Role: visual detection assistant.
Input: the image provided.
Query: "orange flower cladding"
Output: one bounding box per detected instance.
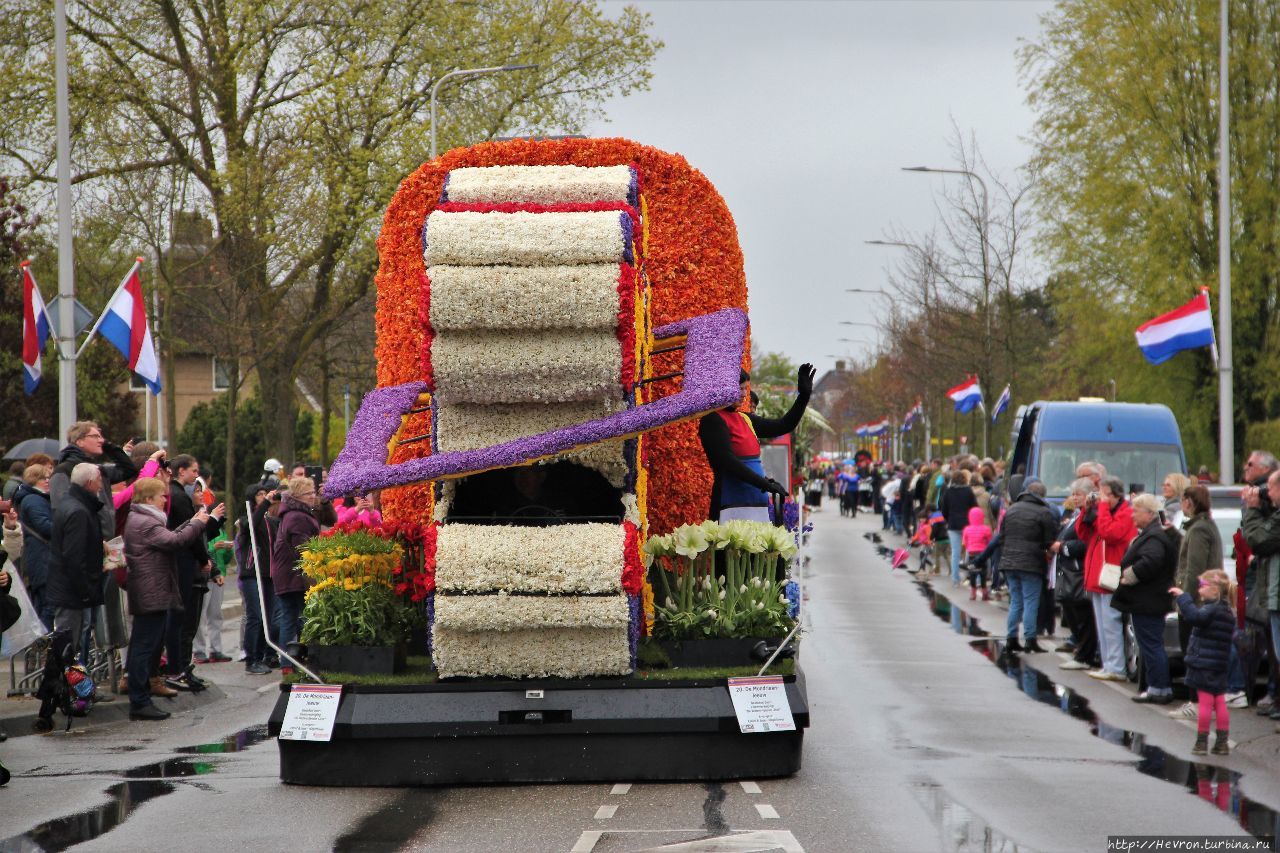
[375,138,749,533]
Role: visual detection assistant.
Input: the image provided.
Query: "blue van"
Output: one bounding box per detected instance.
[1008,401,1187,500]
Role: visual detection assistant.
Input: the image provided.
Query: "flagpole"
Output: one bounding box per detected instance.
[1217,0,1234,481]
[76,257,142,359]
[54,0,77,438]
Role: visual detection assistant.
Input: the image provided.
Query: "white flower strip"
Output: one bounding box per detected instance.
[431,329,622,404]
[429,264,623,331]
[434,591,631,630]
[443,165,636,205]
[435,523,626,594]
[424,210,628,267]
[432,625,631,678]
[435,400,630,486]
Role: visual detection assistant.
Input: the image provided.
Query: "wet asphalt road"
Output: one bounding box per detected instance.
[0,510,1273,852]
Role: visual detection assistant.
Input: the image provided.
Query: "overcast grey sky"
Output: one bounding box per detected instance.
[587,0,1054,374]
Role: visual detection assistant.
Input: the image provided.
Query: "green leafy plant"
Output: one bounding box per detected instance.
[645,521,797,641]
[300,582,425,647]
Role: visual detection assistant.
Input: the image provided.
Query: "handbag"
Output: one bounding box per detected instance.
[1098,541,1122,592]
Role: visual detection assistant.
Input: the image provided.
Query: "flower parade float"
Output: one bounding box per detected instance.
[268,140,809,786]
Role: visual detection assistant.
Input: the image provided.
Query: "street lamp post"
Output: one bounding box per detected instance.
[868,238,933,454]
[430,64,538,159]
[902,166,992,458]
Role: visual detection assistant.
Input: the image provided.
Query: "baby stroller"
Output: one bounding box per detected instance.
[33,629,94,733]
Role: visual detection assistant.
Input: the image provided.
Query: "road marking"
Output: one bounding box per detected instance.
[256,683,277,694]
[739,780,761,794]
[595,804,618,819]
[611,783,632,795]
[568,829,805,852]
[570,830,603,852]
[754,804,779,819]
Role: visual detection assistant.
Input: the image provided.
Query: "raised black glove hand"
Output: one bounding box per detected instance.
[764,478,789,497]
[797,363,816,396]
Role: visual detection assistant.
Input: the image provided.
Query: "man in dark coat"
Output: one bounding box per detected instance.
[45,463,107,656]
[48,421,137,539]
[999,479,1058,653]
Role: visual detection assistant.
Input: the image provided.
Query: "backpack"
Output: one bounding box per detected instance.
[34,629,88,732]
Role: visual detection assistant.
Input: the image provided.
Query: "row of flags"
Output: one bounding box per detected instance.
[20,259,162,395]
[850,290,1215,440]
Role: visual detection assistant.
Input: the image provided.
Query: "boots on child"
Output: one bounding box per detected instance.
[1191,732,1209,755]
[1211,730,1229,755]
[981,586,990,601]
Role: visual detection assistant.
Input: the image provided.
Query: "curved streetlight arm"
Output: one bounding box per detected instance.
[431,63,538,158]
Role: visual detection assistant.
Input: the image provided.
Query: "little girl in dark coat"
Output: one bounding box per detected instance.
[1170,570,1236,756]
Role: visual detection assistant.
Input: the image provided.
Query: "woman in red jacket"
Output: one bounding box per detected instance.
[1076,475,1137,681]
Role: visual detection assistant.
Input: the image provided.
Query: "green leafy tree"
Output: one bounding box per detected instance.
[176,392,312,512]
[0,0,660,465]
[1021,0,1280,470]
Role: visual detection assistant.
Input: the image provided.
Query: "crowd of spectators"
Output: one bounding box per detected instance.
[819,446,1279,748]
[0,424,355,729]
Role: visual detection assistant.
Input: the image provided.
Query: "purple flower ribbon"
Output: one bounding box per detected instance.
[323,308,748,498]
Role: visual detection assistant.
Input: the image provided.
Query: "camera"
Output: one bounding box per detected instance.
[158,458,170,471]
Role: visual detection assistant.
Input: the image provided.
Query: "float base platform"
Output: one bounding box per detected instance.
[267,670,808,786]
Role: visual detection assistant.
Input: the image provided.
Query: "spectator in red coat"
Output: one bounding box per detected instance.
[1076,475,1137,682]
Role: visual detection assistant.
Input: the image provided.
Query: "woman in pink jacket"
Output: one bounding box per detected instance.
[1076,475,1137,681]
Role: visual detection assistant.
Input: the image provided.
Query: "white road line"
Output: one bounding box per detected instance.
[256,683,277,694]
[611,783,632,795]
[569,830,603,852]
[754,803,780,819]
[594,804,618,820]
[739,780,762,794]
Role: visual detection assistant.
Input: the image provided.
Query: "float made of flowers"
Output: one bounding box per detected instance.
[271,139,808,787]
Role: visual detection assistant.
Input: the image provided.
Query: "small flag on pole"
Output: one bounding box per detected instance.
[992,385,1011,423]
[87,258,162,393]
[867,418,890,437]
[902,400,923,432]
[1134,288,1215,365]
[946,375,983,414]
[21,261,51,394]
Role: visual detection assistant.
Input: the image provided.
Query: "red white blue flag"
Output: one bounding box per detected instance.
[946,375,983,414]
[21,261,51,394]
[1134,289,1215,365]
[95,258,162,393]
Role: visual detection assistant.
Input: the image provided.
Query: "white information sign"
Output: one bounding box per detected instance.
[726,676,795,733]
[279,684,343,741]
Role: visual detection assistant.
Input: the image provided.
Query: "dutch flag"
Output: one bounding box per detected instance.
[96,259,162,394]
[902,400,923,432]
[946,375,983,414]
[867,418,890,437]
[1134,289,1216,365]
[991,385,1011,423]
[21,261,51,394]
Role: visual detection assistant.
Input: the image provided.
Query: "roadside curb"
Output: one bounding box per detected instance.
[0,683,226,739]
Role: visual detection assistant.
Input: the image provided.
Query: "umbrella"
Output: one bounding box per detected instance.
[2,437,62,463]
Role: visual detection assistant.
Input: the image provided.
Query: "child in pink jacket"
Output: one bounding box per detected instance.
[962,505,993,600]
